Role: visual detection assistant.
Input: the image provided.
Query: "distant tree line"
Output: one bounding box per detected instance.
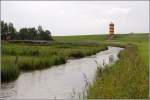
[1,21,53,40]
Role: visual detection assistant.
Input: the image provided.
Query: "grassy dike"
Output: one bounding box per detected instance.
[1,41,107,83]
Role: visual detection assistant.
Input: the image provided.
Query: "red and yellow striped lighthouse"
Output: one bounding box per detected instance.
[108,22,115,39]
[109,22,114,35]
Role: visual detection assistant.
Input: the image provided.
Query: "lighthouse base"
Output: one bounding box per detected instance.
[108,34,115,40]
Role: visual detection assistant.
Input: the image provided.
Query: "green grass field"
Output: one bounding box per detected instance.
[55,33,148,66]
[1,33,149,99]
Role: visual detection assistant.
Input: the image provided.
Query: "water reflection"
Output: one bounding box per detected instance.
[0,82,17,98]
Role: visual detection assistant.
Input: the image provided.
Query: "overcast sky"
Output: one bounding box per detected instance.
[1,1,149,36]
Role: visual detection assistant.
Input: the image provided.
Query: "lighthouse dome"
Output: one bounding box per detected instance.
[110,22,114,25]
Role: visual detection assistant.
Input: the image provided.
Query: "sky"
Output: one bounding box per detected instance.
[1,1,149,36]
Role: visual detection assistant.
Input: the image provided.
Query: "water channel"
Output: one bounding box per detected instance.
[0,46,124,99]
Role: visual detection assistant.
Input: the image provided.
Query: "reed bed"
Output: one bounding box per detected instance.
[1,56,20,82]
[1,42,107,82]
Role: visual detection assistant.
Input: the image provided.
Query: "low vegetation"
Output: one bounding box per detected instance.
[1,56,20,82]
[1,41,107,82]
[54,33,149,99]
[85,34,149,99]
[1,33,149,99]
[87,44,148,99]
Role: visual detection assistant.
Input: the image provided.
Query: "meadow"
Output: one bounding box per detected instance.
[1,33,149,99]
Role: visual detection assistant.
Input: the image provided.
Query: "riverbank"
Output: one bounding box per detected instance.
[86,34,149,99]
[1,41,107,82]
[54,33,149,99]
[87,44,149,99]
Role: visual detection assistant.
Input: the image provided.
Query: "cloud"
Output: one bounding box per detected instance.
[59,10,65,15]
[108,7,131,15]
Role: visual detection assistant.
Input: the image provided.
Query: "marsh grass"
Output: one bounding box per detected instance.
[87,44,149,99]
[1,42,106,82]
[17,55,66,71]
[1,56,20,82]
[1,33,149,99]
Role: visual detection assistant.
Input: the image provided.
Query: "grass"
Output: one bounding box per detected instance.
[1,41,107,82]
[1,56,20,82]
[87,44,148,99]
[54,33,149,99]
[86,34,149,99]
[17,55,66,71]
[1,33,149,99]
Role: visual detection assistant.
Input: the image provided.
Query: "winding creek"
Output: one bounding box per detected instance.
[0,46,124,99]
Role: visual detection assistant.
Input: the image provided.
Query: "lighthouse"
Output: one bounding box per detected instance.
[108,22,115,39]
